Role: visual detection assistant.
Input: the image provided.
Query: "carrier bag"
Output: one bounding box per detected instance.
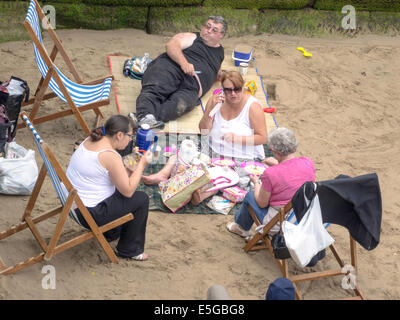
[0,142,38,195]
[159,163,211,213]
[282,183,334,267]
[0,76,30,140]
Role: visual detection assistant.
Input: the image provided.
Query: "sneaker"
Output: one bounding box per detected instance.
[138,114,165,130]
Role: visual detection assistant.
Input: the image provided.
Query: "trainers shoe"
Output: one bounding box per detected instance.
[138,114,165,130]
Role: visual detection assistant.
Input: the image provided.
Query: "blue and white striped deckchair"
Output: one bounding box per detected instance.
[0,112,133,276]
[21,0,113,135]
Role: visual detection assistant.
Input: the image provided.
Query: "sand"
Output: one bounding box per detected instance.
[0,29,399,300]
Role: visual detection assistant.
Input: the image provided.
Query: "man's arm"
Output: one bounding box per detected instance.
[165,32,197,75]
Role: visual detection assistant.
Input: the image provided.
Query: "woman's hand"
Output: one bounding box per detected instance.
[140,150,153,166]
[222,132,238,144]
[263,157,278,166]
[249,174,261,185]
[210,92,225,107]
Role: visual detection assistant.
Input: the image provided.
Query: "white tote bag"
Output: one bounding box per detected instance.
[282,183,334,267]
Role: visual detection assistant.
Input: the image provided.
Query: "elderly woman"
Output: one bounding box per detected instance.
[226,127,316,237]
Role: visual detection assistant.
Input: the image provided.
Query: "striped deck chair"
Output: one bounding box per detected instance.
[19,0,114,135]
[0,112,133,275]
[243,196,364,300]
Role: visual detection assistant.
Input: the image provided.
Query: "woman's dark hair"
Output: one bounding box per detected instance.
[90,115,136,142]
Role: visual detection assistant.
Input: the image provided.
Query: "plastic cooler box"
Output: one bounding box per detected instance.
[232,45,253,67]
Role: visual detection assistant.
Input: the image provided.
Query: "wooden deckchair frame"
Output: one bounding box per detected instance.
[18,0,114,135]
[0,112,133,275]
[243,202,365,300]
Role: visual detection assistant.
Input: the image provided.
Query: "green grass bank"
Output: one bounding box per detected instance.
[0,0,399,43]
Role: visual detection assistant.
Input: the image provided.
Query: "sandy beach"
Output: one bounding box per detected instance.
[0,28,399,300]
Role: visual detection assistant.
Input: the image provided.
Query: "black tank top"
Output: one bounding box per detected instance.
[183,32,224,97]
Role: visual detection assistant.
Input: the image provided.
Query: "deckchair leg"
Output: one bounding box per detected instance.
[329,244,345,268]
[350,236,357,271]
[93,108,103,129]
[29,67,54,122]
[76,202,119,263]
[0,257,6,270]
[243,233,266,252]
[293,283,302,300]
[43,190,77,261]
[0,213,133,276]
[24,216,48,252]
[22,163,47,222]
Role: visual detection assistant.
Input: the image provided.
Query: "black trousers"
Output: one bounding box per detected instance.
[136,59,200,122]
[76,190,149,258]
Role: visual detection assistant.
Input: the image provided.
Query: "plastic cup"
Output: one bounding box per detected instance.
[239,62,248,76]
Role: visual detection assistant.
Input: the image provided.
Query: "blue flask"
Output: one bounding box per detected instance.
[136,124,154,153]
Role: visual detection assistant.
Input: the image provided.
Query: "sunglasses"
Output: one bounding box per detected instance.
[223,87,242,94]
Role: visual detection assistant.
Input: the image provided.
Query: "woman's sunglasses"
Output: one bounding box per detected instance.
[223,87,242,94]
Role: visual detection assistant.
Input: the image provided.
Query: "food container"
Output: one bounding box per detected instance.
[122,151,142,171]
[222,186,247,203]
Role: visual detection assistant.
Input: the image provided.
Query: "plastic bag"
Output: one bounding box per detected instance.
[206,195,235,215]
[0,142,38,195]
[122,54,153,80]
[281,183,334,267]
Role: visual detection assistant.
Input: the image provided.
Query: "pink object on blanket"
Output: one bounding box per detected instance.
[222,186,247,203]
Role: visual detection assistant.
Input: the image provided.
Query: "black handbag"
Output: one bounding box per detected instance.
[271,231,291,260]
[0,104,11,157]
[0,76,30,141]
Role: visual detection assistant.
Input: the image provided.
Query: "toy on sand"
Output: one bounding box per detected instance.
[245,80,257,95]
[296,47,312,57]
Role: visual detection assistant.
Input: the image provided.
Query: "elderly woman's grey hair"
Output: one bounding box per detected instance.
[208,16,227,34]
[268,127,298,156]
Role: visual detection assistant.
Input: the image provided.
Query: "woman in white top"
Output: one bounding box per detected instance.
[199,70,267,160]
[67,115,153,261]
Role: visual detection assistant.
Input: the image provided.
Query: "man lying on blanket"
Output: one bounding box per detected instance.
[142,70,268,206]
[134,16,227,130]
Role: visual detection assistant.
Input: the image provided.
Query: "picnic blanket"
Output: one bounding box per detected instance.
[136,132,273,214]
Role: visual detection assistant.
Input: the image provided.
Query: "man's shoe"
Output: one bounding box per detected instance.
[138,114,165,130]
